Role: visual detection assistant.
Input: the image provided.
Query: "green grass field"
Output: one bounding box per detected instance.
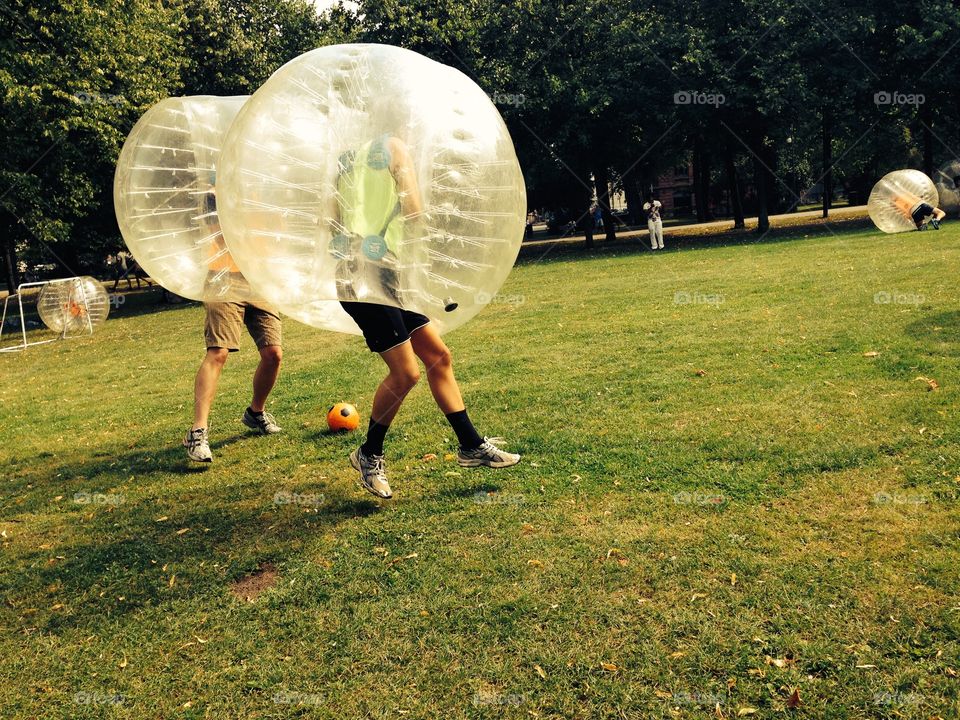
[2,224,959,718]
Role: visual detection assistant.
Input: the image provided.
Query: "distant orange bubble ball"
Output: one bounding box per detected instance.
[327,403,361,432]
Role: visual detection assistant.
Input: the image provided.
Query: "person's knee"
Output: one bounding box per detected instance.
[389,363,421,393]
[260,345,283,367]
[206,348,229,367]
[425,345,453,373]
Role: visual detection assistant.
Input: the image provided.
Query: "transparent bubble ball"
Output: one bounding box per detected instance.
[114,96,257,302]
[217,43,527,335]
[867,169,939,234]
[934,160,960,214]
[37,277,110,334]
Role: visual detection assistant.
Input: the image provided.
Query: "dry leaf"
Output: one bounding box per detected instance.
[786,688,802,709]
[118,656,128,669]
[654,690,672,699]
[443,453,455,461]
[422,453,437,461]
[863,351,879,358]
[600,662,618,673]
[696,369,707,376]
[915,376,940,391]
[534,664,547,679]
[730,573,737,586]
[176,528,190,535]
[669,651,686,659]
[168,574,176,588]
[737,708,757,716]
[155,516,169,522]
[527,559,543,567]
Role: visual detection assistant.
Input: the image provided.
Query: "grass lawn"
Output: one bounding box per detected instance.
[2,223,959,719]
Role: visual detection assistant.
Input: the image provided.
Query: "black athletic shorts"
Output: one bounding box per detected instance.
[912,202,934,226]
[340,301,430,353]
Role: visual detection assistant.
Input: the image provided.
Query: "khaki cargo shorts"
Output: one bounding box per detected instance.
[204,302,282,352]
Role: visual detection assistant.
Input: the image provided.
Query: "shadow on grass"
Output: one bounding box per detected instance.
[904,310,960,349]
[2,436,385,633]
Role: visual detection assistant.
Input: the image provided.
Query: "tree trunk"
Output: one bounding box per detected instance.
[624,177,643,226]
[822,108,833,218]
[595,166,616,242]
[754,151,769,233]
[1,232,18,294]
[922,102,934,179]
[693,136,707,223]
[724,148,745,229]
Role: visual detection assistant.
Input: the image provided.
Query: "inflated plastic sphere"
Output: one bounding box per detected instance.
[114,96,257,302]
[867,169,939,234]
[37,277,109,334]
[934,160,960,214]
[218,44,527,335]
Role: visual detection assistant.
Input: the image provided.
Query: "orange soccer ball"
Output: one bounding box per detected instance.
[327,403,361,432]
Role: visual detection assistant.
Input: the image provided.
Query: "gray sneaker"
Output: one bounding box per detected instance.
[458,437,520,468]
[242,408,281,434]
[184,427,212,463]
[350,447,392,499]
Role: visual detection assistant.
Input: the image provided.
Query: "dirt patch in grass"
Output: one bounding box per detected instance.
[229,562,278,602]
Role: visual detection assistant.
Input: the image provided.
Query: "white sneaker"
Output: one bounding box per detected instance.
[457,437,520,468]
[184,427,212,463]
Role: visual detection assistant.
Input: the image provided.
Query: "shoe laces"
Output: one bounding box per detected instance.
[260,411,277,427]
[188,428,207,447]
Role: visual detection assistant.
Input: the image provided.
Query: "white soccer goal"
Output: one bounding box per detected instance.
[0,277,109,353]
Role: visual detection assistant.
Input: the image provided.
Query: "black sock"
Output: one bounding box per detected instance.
[446,409,483,450]
[247,406,263,418]
[361,419,389,457]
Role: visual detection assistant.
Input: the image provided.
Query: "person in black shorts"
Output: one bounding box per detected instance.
[334,135,520,499]
[911,200,946,230]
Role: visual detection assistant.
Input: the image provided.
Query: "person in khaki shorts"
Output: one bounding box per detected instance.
[183,186,284,463]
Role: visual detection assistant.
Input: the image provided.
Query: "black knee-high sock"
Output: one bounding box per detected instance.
[446,409,483,450]
[361,419,389,456]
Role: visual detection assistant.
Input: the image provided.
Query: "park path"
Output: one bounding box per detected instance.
[523,205,869,248]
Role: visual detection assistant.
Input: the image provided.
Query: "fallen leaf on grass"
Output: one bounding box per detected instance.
[534,664,547,679]
[600,662,618,673]
[765,655,795,668]
[730,573,737,586]
[175,528,190,536]
[527,559,543,567]
[737,708,757,717]
[422,453,437,461]
[654,690,672,699]
[915,376,940,391]
[786,688,802,709]
[168,574,176,588]
[695,369,707,377]
[863,351,879,358]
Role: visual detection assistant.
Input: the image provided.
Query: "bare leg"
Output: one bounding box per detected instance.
[409,324,464,414]
[370,341,421,425]
[251,344,282,412]
[193,348,229,430]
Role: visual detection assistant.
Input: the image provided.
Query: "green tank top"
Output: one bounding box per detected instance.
[336,136,404,258]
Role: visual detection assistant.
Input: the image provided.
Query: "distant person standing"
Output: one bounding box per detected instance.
[643,197,664,250]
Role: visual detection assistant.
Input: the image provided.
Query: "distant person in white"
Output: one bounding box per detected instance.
[643,197,664,250]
